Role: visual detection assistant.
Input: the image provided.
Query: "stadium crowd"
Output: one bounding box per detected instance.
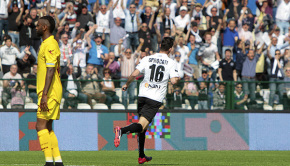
[0,0,289,110]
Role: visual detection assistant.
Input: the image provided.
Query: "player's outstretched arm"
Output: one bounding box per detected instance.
[122,69,140,91]
[40,67,55,111]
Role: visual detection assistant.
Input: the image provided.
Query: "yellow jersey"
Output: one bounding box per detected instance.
[37,35,62,103]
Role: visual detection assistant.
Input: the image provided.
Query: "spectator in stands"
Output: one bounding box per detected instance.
[226,0,242,20]
[235,39,247,80]
[175,35,189,64]
[104,52,120,80]
[198,81,208,110]
[242,46,263,101]
[186,22,206,44]
[269,36,290,58]
[191,3,204,21]
[101,68,120,108]
[160,7,176,37]
[234,83,248,110]
[0,0,11,44]
[29,8,41,55]
[76,4,94,29]
[174,6,190,31]
[275,0,290,35]
[109,7,126,52]
[222,9,238,58]
[174,51,184,79]
[16,46,36,78]
[93,1,112,49]
[10,81,26,109]
[283,66,290,110]
[267,49,285,107]
[2,65,23,108]
[167,86,183,109]
[175,0,189,17]
[272,27,286,46]
[187,34,200,78]
[8,0,22,47]
[181,74,198,110]
[119,42,138,108]
[61,64,88,109]
[238,8,253,41]
[205,7,222,30]
[26,64,37,104]
[85,25,109,78]
[59,33,73,68]
[213,83,226,110]
[79,64,106,108]
[141,5,161,52]
[138,20,154,51]
[124,3,141,52]
[204,0,223,17]
[16,14,38,61]
[199,32,220,80]
[0,36,26,74]
[218,49,237,81]
[164,0,179,19]
[256,0,273,17]
[72,38,90,73]
[60,2,77,30]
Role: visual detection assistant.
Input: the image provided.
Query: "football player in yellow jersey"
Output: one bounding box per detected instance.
[35,16,64,166]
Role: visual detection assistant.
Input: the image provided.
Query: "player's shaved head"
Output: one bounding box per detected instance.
[39,16,55,33]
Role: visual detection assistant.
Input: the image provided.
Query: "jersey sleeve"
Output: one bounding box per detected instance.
[170,62,180,78]
[45,43,59,67]
[136,57,147,73]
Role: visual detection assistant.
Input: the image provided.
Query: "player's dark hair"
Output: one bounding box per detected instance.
[160,37,174,52]
[40,16,55,33]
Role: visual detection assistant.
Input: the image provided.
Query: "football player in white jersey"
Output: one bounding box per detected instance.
[114,37,180,164]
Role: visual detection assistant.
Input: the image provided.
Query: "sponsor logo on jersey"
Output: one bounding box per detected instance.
[145,82,161,89]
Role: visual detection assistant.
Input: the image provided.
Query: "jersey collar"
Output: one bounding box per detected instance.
[42,35,54,43]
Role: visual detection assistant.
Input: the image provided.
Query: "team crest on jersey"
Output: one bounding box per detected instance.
[48,49,54,54]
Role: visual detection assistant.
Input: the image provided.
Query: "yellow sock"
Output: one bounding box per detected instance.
[50,130,62,162]
[37,129,53,162]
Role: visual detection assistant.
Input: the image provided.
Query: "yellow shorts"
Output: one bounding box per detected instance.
[37,98,60,120]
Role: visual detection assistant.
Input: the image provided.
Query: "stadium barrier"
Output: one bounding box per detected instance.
[1,111,290,151]
[1,79,290,151]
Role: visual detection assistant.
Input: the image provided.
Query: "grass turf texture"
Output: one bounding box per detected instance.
[0,151,290,166]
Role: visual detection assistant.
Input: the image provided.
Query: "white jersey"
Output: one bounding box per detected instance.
[136,53,180,102]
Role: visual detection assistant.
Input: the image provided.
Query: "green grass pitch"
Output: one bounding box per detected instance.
[0,151,290,166]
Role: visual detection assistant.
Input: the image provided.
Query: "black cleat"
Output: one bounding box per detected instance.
[55,162,64,166]
[44,162,54,166]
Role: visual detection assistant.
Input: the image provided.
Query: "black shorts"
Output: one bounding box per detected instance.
[137,97,162,123]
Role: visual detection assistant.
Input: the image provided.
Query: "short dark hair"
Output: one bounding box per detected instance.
[225,49,232,54]
[160,37,174,52]
[40,16,55,33]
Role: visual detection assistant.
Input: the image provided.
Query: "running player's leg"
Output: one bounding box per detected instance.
[36,118,53,166]
[114,98,146,147]
[137,116,152,164]
[47,120,63,166]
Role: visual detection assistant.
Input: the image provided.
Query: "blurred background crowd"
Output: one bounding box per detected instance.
[0,0,289,110]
